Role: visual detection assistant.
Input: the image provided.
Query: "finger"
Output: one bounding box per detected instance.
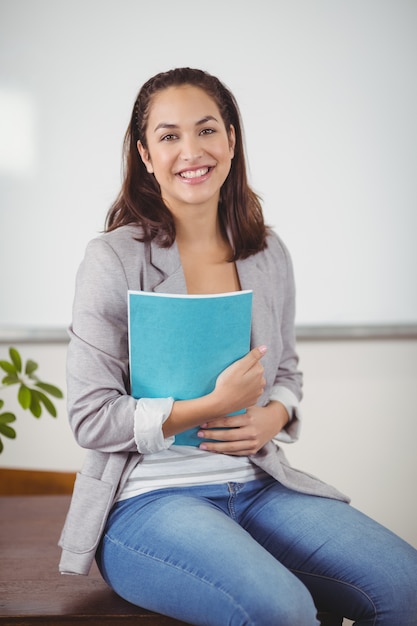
[245,345,267,368]
[230,345,267,375]
[201,414,248,430]
[199,440,260,456]
[197,426,242,442]
[229,345,266,378]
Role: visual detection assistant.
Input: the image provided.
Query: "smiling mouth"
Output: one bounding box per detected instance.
[179,167,210,179]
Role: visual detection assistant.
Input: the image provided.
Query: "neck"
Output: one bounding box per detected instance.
[174,206,225,251]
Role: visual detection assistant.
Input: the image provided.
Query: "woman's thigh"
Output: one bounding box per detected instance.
[96,486,319,626]
[239,480,417,625]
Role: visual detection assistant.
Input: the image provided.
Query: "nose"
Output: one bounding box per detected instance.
[180,134,203,161]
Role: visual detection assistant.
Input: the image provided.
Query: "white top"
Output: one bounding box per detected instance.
[117,446,268,501]
[117,384,300,501]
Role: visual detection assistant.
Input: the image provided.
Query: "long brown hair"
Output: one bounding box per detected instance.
[106,68,268,260]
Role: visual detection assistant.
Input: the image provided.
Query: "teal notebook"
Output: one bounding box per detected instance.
[128,290,253,446]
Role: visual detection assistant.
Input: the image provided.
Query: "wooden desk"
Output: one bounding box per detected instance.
[0,495,188,625]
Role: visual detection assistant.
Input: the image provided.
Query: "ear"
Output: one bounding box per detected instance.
[137,140,154,174]
[228,125,236,158]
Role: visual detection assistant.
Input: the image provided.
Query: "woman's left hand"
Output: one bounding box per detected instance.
[197,401,289,456]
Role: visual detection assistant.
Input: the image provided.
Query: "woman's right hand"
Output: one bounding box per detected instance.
[211,345,267,416]
[163,346,267,439]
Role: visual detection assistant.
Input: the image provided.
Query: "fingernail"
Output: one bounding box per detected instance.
[258,345,267,354]
[199,444,208,450]
[197,431,204,438]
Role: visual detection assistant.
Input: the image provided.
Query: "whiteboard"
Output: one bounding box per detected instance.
[1,0,416,335]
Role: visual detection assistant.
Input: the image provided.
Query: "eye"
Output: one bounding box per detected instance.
[160,133,178,142]
[200,128,215,136]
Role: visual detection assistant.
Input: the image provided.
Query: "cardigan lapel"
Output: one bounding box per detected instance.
[236,255,271,349]
[148,239,188,295]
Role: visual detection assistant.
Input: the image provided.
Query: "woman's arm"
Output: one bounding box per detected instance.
[270,238,303,443]
[196,400,289,456]
[67,238,139,452]
[162,345,267,438]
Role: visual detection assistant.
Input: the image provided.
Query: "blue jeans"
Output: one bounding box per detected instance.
[96,477,417,625]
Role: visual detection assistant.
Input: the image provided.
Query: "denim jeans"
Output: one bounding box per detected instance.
[96,477,417,625]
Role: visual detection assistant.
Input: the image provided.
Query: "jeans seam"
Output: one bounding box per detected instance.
[227,482,245,520]
[291,568,378,625]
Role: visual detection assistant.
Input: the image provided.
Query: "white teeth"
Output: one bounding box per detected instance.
[179,168,209,179]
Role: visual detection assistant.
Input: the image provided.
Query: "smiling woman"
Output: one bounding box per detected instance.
[136,85,236,223]
[106,68,266,261]
[58,68,417,626]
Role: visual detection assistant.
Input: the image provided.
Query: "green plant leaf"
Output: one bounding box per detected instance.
[35,382,63,399]
[25,360,38,376]
[0,348,64,453]
[9,348,22,373]
[29,391,42,418]
[18,384,32,410]
[0,412,16,424]
[0,360,17,375]
[2,374,19,386]
[0,422,16,439]
[34,390,57,417]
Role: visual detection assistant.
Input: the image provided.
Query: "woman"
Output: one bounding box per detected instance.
[59,68,417,625]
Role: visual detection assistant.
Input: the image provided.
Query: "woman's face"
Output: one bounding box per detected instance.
[138,85,235,218]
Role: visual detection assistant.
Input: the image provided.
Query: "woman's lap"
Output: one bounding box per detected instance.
[96,478,417,626]
[238,479,417,624]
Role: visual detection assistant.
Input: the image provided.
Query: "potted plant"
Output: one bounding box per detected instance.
[0,347,63,453]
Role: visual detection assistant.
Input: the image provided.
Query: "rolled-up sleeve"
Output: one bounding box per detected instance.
[269,384,302,443]
[134,397,175,453]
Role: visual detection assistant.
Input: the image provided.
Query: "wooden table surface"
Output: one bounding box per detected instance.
[0,495,188,625]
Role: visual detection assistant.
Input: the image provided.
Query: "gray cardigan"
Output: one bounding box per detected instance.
[59,225,349,575]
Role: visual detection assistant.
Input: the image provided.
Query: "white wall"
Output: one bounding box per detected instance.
[1,0,417,330]
[1,338,416,550]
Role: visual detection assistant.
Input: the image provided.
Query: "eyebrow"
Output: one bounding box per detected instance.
[153,115,219,133]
